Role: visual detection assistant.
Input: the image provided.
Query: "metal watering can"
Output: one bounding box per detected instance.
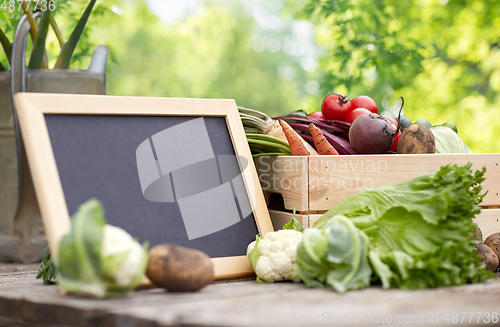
[0,12,108,262]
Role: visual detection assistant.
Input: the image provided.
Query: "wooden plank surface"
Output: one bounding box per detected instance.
[1,264,500,327]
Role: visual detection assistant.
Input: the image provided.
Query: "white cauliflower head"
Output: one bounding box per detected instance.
[247,229,303,283]
[101,225,147,288]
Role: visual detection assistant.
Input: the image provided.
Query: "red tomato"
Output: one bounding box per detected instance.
[381,115,397,126]
[351,95,378,114]
[345,108,371,124]
[321,93,352,121]
[308,111,324,119]
[389,124,400,152]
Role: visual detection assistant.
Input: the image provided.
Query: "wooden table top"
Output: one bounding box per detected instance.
[1,263,499,327]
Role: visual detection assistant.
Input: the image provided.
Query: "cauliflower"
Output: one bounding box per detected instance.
[101,225,147,288]
[247,229,303,283]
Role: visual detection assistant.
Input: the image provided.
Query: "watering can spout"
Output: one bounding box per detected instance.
[87,45,109,74]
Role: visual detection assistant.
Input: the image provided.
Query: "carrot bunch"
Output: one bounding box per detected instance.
[278,120,340,156]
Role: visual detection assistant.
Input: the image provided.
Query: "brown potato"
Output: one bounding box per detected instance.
[484,232,500,262]
[472,225,483,240]
[396,124,435,154]
[146,244,214,292]
[475,243,499,272]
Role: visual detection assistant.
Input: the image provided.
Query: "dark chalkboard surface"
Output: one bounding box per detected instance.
[15,93,273,279]
[45,114,259,258]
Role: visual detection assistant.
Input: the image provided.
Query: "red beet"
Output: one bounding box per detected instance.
[349,113,398,154]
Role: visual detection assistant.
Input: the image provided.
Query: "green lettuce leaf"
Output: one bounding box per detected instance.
[282,209,304,232]
[36,247,56,285]
[315,163,492,289]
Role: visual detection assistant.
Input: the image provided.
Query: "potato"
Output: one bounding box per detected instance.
[146,244,214,292]
[484,232,500,262]
[472,225,483,240]
[475,243,499,272]
[396,124,435,154]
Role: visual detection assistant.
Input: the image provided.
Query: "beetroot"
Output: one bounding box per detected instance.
[349,113,398,154]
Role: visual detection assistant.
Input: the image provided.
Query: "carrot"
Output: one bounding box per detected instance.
[308,123,339,155]
[279,120,310,156]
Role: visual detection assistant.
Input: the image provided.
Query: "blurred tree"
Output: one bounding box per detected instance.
[288,0,500,152]
[87,0,317,116]
[2,0,322,116]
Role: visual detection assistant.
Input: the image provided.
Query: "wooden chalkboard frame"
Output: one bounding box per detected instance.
[14,92,274,280]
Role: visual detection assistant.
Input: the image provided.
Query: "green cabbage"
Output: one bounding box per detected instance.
[56,199,148,298]
[431,126,472,154]
[296,215,372,293]
[314,163,492,289]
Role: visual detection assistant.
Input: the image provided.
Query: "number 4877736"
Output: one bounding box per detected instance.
[443,312,499,324]
[1,0,56,12]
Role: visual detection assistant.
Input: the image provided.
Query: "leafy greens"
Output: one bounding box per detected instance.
[430,126,472,154]
[296,215,372,293]
[36,247,56,285]
[314,163,492,289]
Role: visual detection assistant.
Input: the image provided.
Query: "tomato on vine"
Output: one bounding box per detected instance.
[321,93,352,121]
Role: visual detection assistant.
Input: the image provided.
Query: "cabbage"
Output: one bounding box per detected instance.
[314,163,492,289]
[296,215,372,293]
[430,126,472,154]
[56,199,149,298]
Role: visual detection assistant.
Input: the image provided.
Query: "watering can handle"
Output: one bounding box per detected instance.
[10,12,109,95]
[11,11,42,97]
[9,12,42,205]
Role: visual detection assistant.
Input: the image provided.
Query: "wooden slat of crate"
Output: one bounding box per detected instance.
[309,153,500,211]
[269,209,500,240]
[257,154,500,212]
[475,209,500,239]
[255,156,309,211]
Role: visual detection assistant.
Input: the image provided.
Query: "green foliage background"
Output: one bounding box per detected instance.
[288,0,500,153]
[84,0,314,117]
[1,0,499,152]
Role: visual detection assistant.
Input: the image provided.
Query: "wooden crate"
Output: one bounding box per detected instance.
[255,154,500,238]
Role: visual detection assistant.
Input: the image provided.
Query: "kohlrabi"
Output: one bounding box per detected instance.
[56,198,148,298]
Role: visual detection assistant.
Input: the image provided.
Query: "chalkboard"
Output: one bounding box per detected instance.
[14,93,273,279]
